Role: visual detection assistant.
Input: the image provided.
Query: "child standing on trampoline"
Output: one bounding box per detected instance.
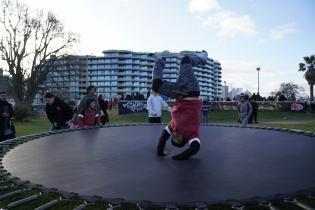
[149,51,207,160]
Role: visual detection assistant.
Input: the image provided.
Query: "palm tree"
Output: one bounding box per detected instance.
[299,55,315,102]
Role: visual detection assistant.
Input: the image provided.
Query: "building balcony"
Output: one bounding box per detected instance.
[117,60,133,64]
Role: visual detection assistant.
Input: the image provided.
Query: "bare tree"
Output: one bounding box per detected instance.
[271,82,304,101]
[0,0,78,105]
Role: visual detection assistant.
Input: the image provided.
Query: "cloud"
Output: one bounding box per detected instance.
[221,59,289,96]
[221,59,263,93]
[112,0,132,2]
[221,59,310,97]
[270,23,297,40]
[202,10,257,37]
[188,0,220,13]
[188,0,257,38]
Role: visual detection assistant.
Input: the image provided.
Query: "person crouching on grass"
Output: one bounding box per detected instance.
[149,50,208,160]
[78,98,102,127]
[44,93,73,131]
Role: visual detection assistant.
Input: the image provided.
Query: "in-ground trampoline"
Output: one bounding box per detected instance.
[2,124,315,206]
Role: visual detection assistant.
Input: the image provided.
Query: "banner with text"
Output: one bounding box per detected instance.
[118,101,311,115]
[118,101,147,115]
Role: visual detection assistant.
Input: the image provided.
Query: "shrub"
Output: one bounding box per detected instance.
[14,104,31,121]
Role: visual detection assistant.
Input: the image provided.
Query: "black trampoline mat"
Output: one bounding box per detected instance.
[3,125,315,203]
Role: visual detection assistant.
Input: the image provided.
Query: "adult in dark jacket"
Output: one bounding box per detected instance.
[44,93,73,130]
[0,91,15,141]
[98,95,109,125]
[250,97,259,123]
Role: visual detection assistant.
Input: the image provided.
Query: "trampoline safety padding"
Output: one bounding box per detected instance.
[1,124,315,207]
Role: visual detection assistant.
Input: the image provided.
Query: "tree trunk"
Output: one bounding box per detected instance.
[310,84,314,103]
[25,80,38,106]
[12,72,24,103]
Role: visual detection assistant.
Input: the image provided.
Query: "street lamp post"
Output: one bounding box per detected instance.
[224,81,226,99]
[256,67,261,94]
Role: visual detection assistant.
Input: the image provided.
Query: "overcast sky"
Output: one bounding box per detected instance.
[5,0,315,97]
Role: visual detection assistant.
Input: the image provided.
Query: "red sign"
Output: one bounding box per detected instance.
[291,103,304,111]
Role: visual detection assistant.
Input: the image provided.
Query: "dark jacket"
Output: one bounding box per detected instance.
[0,100,15,139]
[251,101,259,111]
[46,97,73,129]
[99,99,108,113]
[201,101,210,113]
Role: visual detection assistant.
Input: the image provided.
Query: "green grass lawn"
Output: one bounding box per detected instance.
[263,122,315,132]
[13,110,315,137]
[14,115,51,137]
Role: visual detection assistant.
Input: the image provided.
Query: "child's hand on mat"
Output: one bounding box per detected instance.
[158,150,169,156]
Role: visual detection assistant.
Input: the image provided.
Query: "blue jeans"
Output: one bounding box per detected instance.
[152,55,203,99]
[202,112,209,123]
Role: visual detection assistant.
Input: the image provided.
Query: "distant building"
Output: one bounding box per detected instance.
[44,56,90,103]
[222,85,229,99]
[229,88,243,100]
[44,50,222,102]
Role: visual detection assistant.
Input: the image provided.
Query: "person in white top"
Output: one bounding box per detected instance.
[147,90,171,123]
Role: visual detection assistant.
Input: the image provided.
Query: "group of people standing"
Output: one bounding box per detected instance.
[45,85,109,131]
